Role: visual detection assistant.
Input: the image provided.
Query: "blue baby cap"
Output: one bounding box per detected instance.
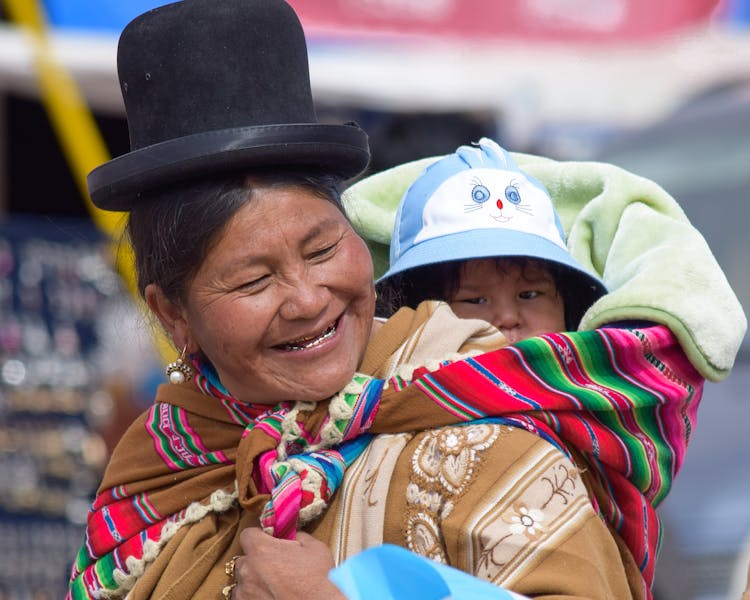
[380,137,597,289]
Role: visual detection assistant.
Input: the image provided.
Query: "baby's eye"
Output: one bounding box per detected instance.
[519,290,541,300]
[471,184,490,204]
[455,297,487,305]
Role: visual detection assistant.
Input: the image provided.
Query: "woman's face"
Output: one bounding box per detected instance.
[180,185,376,405]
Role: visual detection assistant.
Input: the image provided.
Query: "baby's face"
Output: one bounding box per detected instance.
[448,258,566,343]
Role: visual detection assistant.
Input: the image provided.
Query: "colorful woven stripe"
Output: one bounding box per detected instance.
[146,403,229,470]
[402,326,699,588]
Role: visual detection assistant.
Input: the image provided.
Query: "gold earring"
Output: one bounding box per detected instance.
[165,345,193,384]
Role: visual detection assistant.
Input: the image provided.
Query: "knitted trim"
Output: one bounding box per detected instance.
[391,349,483,383]
[316,377,365,448]
[290,457,328,524]
[98,485,239,599]
[277,401,315,461]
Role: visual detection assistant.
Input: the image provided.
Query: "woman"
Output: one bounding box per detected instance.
[67,1,745,599]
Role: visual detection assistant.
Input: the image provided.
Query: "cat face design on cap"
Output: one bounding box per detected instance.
[466,174,533,223]
[413,168,566,249]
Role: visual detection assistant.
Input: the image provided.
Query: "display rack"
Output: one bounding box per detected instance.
[0,216,135,598]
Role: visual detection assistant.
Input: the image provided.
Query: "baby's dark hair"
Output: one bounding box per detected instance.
[376,257,601,331]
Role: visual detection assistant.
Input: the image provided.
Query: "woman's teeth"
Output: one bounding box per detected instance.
[282,323,336,351]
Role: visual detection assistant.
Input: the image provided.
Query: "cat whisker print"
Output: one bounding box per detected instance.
[514,204,534,215]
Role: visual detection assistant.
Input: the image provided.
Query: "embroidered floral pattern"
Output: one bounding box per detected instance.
[413,424,499,495]
[541,463,579,508]
[471,446,591,585]
[408,511,446,562]
[503,503,546,538]
[405,424,501,562]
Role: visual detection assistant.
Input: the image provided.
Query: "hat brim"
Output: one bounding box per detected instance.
[88,123,370,211]
[378,226,607,298]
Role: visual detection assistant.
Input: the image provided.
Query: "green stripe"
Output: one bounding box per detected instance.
[168,406,206,455]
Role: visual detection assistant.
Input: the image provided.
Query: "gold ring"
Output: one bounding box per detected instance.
[221,583,236,599]
[224,555,241,578]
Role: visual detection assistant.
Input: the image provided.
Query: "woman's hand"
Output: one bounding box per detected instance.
[232,527,347,600]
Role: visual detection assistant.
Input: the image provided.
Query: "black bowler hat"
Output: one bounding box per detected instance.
[88,0,370,211]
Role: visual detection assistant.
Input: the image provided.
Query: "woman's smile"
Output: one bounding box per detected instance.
[275,317,340,352]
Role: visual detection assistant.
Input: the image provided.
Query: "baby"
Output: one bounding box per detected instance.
[375,137,607,341]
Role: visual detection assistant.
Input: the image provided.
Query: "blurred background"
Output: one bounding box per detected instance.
[0,0,748,598]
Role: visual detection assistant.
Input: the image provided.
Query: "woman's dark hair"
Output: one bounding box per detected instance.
[126,170,344,303]
[376,257,600,331]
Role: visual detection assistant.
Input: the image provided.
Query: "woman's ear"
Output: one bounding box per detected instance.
[144,284,194,352]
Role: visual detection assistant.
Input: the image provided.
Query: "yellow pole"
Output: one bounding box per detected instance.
[2,0,174,363]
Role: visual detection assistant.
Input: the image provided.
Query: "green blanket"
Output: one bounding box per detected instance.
[342,152,747,382]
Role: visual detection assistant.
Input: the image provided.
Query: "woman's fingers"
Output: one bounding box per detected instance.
[232,528,345,600]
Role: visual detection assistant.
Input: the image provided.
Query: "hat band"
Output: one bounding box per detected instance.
[88,123,370,210]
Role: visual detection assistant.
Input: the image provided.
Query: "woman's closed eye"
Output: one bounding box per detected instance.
[235,273,270,292]
[307,240,339,260]
[309,242,338,260]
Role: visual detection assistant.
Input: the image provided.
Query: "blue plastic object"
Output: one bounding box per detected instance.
[329,544,524,600]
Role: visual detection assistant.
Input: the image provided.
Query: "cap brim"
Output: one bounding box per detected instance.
[378,226,606,297]
[88,123,370,211]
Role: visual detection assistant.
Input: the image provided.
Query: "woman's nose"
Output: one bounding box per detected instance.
[278,275,328,321]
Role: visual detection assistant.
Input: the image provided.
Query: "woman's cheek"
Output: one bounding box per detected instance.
[347,238,375,283]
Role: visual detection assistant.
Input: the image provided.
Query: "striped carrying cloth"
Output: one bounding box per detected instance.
[67,308,702,599]
[371,324,701,590]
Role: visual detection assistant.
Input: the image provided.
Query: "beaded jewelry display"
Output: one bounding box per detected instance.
[165,346,194,384]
